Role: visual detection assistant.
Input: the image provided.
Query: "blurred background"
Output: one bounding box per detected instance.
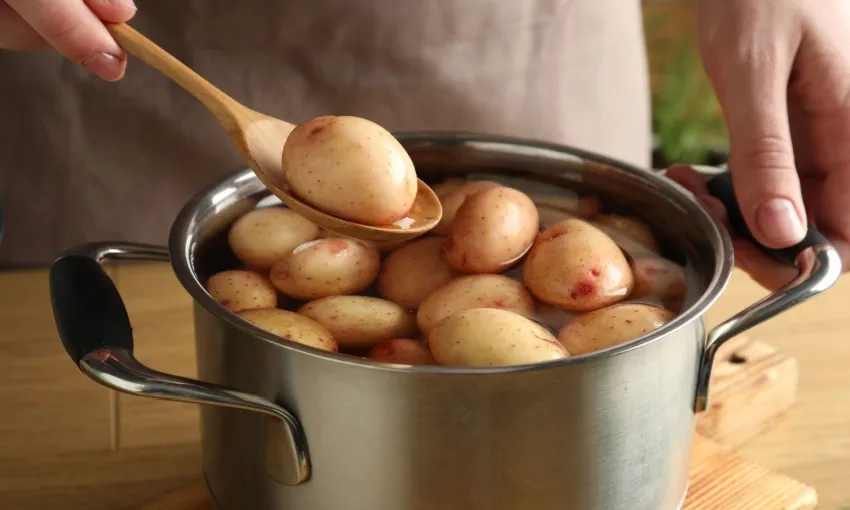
[642,0,729,169]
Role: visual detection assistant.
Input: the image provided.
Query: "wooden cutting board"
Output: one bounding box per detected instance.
[140,435,817,510]
[139,334,814,510]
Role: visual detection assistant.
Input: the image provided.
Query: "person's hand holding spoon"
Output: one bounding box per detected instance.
[104,23,442,242]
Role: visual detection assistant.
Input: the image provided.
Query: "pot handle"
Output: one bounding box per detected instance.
[49,242,310,486]
[694,172,843,411]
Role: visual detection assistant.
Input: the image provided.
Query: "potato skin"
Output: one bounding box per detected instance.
[269,238,380,300]
[557,303,676,355]
[428,308,569,367]
[591,213,660,256]
[630,256,688,313]
[523,218,634,313]
[206,269,277,312]
[227,207,320,270]
[431,178,467,199]
[282,115,418,226]
[317,228,412,254]
[368,338,436,365]
[298,296,418,349]
[432,180,501,235]
[238,308,338,352]
[416,274,536,335]
[443,186,539,274]
[378,237,459,310]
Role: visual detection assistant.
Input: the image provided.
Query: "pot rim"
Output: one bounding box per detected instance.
[168,131,734,374]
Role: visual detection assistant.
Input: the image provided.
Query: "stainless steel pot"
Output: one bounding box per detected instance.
[49,133,842,510]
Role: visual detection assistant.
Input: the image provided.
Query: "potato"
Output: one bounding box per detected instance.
[591,213,660,255]
[432,180,501,235]
[368,338,436,365]
[282,115,418,226]
[298,296,418,349]
[318,228,412,254]
[206,269,277,312]
[238,308,338,352]
[417,274,536,335]
[557,303,675,355]
[269,238,380,300]
[428,308,569,367]
[431,178,467,199]
[227,207,320,270]
[528,193,600,219]
[523,218,634,312]
[443,186,539,273]
[630,256,688,313]
[378,237,459,310]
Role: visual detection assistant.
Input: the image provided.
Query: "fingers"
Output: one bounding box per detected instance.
[83,0,136,23]
[732,239,798,291]
[698,2,807,250]
[5,0,134,81]
[666,163,794,290]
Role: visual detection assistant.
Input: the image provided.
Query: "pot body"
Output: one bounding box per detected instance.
[196,302,703,510]
[173,133,731,509]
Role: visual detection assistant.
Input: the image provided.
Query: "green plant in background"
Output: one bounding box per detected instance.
[652,44,729,165]
[643,3,729,165]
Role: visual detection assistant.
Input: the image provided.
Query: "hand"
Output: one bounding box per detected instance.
[668,0,850,290]
[0,0,136,81]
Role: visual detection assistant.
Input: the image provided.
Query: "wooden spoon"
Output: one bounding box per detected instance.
[106,23,442,242]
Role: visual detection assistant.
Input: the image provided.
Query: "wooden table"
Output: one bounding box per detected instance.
[1,263,849,510]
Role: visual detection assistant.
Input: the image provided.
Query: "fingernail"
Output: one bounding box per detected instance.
[756,198,806,246]
[104,0,137,11]
[81,53,125,81]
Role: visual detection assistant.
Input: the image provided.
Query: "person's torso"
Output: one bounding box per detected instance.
[0,0,650,267]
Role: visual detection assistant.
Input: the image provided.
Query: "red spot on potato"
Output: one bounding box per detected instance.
[569,279,596,299]
[326,238,349,254]
[590,268,601,277]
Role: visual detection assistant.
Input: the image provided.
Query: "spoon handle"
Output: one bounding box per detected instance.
[107,23,246,125]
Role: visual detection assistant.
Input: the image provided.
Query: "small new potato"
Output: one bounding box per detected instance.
[432,180,501,235]
[227,207,320,270]
[428,308,569,367]
[269,238,380,300]
[557,303,675,355]
[417,274,536,335]
[523,218,634,312]
[592,213,660,255]
[298,296,418,349]
[431,178,467,199]
[368,338,436,365]
[630,256,688,312]
[282,115,418,226]
[318,228,412,254]
[238,308,338,352]
[443,186,539,273]
[378,237,459,310]
[206,269,277,312]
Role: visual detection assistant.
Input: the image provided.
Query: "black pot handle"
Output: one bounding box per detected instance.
[705,171,830,265]
[49,242,310,486]
[693,171,843,411]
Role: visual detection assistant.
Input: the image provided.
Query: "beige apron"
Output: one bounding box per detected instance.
[0,0,649,267]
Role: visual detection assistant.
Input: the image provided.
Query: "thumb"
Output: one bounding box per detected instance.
[712,56,807,249]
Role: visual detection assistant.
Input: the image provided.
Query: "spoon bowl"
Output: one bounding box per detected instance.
[106,23,442,242]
